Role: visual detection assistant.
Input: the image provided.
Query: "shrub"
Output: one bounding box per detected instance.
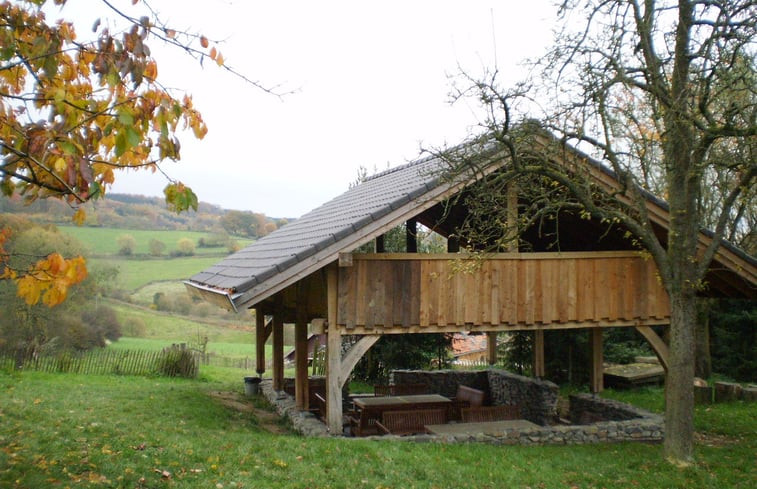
[116,234,137,255]
[175,237,195,256]
[148,238,166,256]
[156,345,198,378]
[121,316,146,337]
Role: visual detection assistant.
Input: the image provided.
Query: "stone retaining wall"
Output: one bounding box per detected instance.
[392,368,558,426]
[260,373,663,445]
[487,370,558,426]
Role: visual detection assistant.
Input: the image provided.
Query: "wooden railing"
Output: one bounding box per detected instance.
[337,252,670,331]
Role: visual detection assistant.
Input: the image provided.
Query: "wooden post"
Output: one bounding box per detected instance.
[589,327,604,393]
[375,235,385,253]
[326,265,343,434]
[486,331,498,365]
[533,330,545,378]
[255,308,266,376]
[295,285,309,410]
[272,301,284,392]
[406,218,417,253]
[447,235,460,253]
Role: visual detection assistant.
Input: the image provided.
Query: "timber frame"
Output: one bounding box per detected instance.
[186,131,756,435]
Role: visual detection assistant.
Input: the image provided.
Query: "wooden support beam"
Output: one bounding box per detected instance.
[533,329,545,378]
[272,300,284,392]
[635,325,669,371]
[406,218,417,253]
[447,236,460,253]
[326,265,343,434]
[487,331,498,365]
[294,285,309,411]
[255,308,272,375]
[589,327,604,393]
[375,235,385,253]
[339,335,380,387]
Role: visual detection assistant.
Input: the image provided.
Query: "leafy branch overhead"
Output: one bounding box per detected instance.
[0,0,240,305]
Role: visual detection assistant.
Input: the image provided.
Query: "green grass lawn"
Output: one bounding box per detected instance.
[90,256,223,291]
[58,225,252,256]
[110,303,256,345]
[1,371,754,488]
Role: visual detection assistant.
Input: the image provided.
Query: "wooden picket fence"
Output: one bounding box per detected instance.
[0,347,200,378]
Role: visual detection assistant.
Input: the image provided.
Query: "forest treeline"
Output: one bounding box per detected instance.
[0,193,289,238]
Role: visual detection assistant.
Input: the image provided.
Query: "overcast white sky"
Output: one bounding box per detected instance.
[57,1,557,218]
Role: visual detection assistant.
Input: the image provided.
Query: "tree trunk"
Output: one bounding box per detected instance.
[694,299,712,379]
[664,293,697,464]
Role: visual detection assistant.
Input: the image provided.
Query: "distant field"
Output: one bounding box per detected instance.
[110,337,268,359]
[109,302,258,344]
[90,256,222,290]
[58,225,252,256]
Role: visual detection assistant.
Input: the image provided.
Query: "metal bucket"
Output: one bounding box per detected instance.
[244,376,261,396]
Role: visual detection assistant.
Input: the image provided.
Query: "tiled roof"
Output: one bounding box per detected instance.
[187,152,448,297]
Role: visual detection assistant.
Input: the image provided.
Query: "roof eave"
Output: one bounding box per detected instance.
[183,280,240,313]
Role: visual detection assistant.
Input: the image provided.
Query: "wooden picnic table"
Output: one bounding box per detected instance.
[353,394,451,411]
[424,419,539,436]
[349,394,451,436]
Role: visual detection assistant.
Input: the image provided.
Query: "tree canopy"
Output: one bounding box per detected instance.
[447,0,755,464]
[0,0,230,305]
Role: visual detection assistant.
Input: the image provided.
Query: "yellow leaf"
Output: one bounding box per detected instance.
[72,208,86,226]
[54,157,67,173]
[16,275,42,306]
[42,284,67,307]
[215,52,224,66]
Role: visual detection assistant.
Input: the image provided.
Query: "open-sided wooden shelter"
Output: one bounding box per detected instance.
[185,132,756,435]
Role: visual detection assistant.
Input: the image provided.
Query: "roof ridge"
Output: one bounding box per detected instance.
[363,152,440,183]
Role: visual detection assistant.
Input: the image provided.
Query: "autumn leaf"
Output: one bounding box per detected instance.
[200,36,209,48]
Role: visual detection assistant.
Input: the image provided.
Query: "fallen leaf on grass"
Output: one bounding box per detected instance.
[153,468,171,479]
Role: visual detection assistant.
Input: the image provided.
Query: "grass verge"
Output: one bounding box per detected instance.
[1,372,754,488]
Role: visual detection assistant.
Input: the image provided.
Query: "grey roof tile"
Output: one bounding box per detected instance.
[186,153,448,295]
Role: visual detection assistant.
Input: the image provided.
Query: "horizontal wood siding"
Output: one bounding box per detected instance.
[337,252,670,329]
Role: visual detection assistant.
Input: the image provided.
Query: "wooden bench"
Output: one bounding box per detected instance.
[461,404,520,423]
[375,408,448,436]
[449,385,485,420]
[313,392,327,420]
[348,407,382,436]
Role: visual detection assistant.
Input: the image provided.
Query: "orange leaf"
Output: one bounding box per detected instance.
[73,208,86,226]
[209,47,217,60]
[200,36,209,48]
[16,276,42,306]
[144,61,158,81]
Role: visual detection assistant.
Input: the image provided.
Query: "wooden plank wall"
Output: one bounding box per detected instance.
[337,252,670,330]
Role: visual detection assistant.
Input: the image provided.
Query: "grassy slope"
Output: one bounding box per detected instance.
[58,225,252,256]
[91,256,222,291]
[0,372,754,488]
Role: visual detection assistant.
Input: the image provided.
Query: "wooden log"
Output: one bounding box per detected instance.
[326,265,343,434]
[255,308,266,375]
[533,330,545,378]
[295,284,309,410]
[714,381,742,402]
[487,332,497,365]
[589,327,604,393]
[272,308,285,392]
